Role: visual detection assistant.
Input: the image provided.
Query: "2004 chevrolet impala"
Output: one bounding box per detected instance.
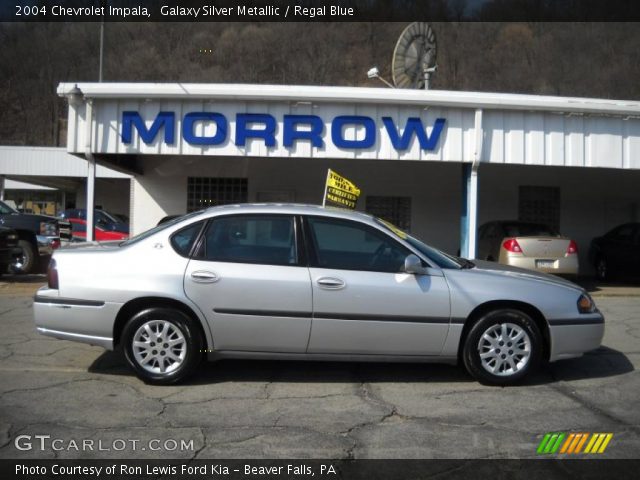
[34,204,604,385]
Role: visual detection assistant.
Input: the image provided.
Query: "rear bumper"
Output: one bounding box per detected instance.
[504,254,579,275]
[33,288,121,350]
[548,311,605,361]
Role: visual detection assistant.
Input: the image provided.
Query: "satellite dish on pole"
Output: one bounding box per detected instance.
[392,22,437,90]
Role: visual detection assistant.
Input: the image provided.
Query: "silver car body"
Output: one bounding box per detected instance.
[34,204,604,364]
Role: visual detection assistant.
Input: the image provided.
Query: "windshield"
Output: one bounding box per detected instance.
[97,210,120,224]
[0,200,18,214]
[120,211,203,247]
[375,218,464,269]
[503,222,558,237]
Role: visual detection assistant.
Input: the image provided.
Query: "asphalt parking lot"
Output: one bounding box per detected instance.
[0,276,638,459]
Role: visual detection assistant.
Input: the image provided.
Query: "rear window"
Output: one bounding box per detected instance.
[503,223,557,237]
[171,221,205,257]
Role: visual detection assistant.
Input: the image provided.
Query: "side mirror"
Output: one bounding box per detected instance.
[404,254,428,275]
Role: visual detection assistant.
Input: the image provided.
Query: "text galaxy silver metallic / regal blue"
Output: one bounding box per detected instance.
[33,204,604,385]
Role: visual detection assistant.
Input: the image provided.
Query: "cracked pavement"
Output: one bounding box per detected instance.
[0,279,638,459]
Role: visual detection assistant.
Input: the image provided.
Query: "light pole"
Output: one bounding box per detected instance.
[99,0,106,82]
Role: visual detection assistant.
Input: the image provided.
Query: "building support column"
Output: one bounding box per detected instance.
[0,175,5,201]
[460,109,483,259]
[85,99,96,242]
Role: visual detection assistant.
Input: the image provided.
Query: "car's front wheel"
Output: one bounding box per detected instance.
[462,309,542,385]
[122,308,203,385]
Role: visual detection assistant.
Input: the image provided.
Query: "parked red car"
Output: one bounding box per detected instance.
[69,218,129,242]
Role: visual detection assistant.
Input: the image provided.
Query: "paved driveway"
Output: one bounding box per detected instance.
[0,277,638,459]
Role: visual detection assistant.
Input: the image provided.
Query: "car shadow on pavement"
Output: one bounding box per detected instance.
[0,273,46,283]
[88,345,633,386]
[536,346,635,383]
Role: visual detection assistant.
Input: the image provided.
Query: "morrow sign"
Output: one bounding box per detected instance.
[121,112,446,150]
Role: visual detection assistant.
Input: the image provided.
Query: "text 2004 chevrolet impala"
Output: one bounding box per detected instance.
[34,204,604,385]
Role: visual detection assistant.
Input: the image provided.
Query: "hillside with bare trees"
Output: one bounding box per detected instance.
[1,22,639,146]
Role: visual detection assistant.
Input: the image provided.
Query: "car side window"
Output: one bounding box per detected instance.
[200,215,297,266]
[608,225,634,242]
[306,217,409,273]
[171,221,205,257]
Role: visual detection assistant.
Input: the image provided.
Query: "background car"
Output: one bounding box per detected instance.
[61,208,129,235]
[68,218,129,242]
[477,220,579,276]
[34,205,603,387]
[588,222,640,281]
[0,199,68,274]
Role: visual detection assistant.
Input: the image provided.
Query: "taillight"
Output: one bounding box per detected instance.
[51,239,61,250]
[567,240,578,255]
[47,259,59,289]
[502,238,523,253]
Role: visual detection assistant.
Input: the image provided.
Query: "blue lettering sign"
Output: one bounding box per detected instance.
[120,111,446,152]
[283,115,324,147]
[183,112,227,145]
[122,111,175,145]
[331,116,376,149]
[236,113,277,147]
[382,117,446,150]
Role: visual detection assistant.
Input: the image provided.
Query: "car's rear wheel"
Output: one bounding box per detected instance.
[595,256,609,281]
[462,309,542,385]
[122,308,203,385]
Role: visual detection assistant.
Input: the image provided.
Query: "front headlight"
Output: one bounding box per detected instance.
[577,293,597,314]
[7,234,17,241]
[39,222,58,236]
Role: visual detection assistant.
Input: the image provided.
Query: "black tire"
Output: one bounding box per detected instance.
[122,307,203,385]
[13,240,36,274]
[462,309,543,386]
[595,256,610,281]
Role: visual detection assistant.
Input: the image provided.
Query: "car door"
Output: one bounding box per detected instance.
[184,214,312,353]
[304,216,451,356]
[606,224,635,275]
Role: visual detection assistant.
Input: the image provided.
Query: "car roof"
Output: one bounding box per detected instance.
[197,203,379,225]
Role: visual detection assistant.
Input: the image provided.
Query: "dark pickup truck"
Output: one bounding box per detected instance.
[0,200,71,274]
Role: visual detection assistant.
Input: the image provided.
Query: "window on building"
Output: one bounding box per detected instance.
[187,178,248,212]
[518,186,560,232]
[365,196,412,231]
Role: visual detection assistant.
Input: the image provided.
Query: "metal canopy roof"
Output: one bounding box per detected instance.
[57,83,640,117]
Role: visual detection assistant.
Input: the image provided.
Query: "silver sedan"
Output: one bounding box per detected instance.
[33,204,604,385]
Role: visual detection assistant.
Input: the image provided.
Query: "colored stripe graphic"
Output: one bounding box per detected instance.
[584,433,613,454]
[537,433,565,454]
[539,432,613,455]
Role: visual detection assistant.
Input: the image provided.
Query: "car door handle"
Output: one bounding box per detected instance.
[316,277,345,290]
[190,271,219,283]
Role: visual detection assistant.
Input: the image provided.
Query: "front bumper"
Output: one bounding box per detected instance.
[33,288,122,350]
[36,236,61,256]
[548,311,605,361]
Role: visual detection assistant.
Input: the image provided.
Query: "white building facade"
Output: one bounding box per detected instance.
[56,83,640,274]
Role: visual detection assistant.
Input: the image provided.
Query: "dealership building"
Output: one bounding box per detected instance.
[11,82,640,274]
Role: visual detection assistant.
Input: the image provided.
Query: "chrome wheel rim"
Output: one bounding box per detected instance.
[477,322,531,377]
[132,320,186,375]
